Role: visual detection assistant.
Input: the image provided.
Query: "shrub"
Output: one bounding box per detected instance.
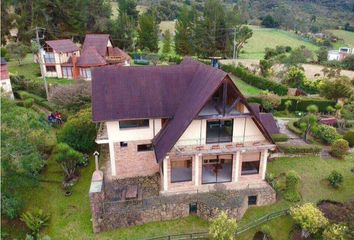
[209,211,237,240]
[259,91,281,111]
[290,203,328,235]
[10,75,47,98]
[287,120,303,135]
[23,98,34,108]
[343,131,354,147]
[322,224,347,240]
[221,64,288,95]
[327,171,343,188]
[52,143,83,181]
[1,195,22,219]
[271,133,289,142]
[330,139,349,158]
[18,91,54,111]
[20,209,50,236]
[278,97,336,113]
[57,108,96,153]
[277,144,322,155]
[283,170,301,202]
[313,125,341,144]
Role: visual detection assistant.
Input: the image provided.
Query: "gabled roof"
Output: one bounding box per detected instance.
[259,113,280,135]
[108,47,131,60]
[77,47,106,67]
[91,58,275,163]
[82,34,110,57]
[45,39,79,53]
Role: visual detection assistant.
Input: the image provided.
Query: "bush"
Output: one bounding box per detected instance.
[278,97,336,113]
[271,133,289,142]
[287,120,303,135]
[322,224,347,240]
[221,64,288,96]
[290,203,328,235]
[20,209,50,236]
[10,75,47,98]
[283,170,301,202]
[23,98,34,108]
[18,91,54,111]
[57,108,96,153]
[327,171,343,188]
[313,125,341,144]
[343,131,354,147]
[209,211,237,240]
[277,144,322,155]
[330,139,349,158]
[1,195,22,219]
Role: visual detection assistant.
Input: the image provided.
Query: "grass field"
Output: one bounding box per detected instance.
[4,153,352,240]
[327,29,354,49]
[240,26,320,59]
[230,74,262,96]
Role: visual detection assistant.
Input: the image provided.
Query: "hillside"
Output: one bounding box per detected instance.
[240,26,319,59]
[327,29,354,49]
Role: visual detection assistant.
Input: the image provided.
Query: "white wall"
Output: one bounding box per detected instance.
[0,79,14,99]
[106,119,162,142]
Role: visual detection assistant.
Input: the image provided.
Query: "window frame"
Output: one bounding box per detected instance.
[45,66,56,72]
[44,52,55,63]
[171,158,193,183]
[119,119,150,129]
[206,119,233,144]
[137,144,153,152]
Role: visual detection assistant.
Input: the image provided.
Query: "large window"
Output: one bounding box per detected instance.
[171,158,192,183]
[206,119,233,143]
[119,119,149,129]
[62,67,72,78]
[241,152,261,175]
[80,68,92,79]
[137,144,153,152]
[44,52,55,63]
[202,154,232,184]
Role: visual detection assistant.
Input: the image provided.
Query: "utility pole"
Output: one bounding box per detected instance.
[232,27,237,64]
[34,26,49,100]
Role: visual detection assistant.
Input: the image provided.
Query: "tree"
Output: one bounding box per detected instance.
[259,59,273,77]
[283,46,313,65]
[111,12,135,51]
[341,55,354,71]
[284,66,306,88]
[137,13,159,52]
[299,105,318,142]
[316,47,328,63]
[209,211,237,240]
[234,26,253,58]
[284,100,292,115]
[319,77,353,101]
[6,42,28,65]
[117,0,138,23]
[261,15,279,28]
[21,209,50,236]
[162,30,172,54]
[290,203,328,237]
[175,6,195,55]
[57,108,97,153]
[52,143,83,181]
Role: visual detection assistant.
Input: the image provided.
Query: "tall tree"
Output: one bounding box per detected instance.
[137,13,159,52]
[175,5,195,55]
[111,12,135,51]
[117,0,138,24]
[234,25,253,58]
[162,30,172,54]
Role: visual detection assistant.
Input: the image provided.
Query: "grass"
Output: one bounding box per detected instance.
[230,74,262,96]
[327,29,354,49]
[241,26,320,59]
[5,154,352,239]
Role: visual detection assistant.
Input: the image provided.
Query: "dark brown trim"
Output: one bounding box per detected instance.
[222,82,228,115]
[226,96,241,114]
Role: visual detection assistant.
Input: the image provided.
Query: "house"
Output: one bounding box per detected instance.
[328,47,354,61]
[90,58,277,231]
[1,58,14,99]
[40,34,131,80]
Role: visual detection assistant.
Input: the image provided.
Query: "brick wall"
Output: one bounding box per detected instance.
[114,140,160,179]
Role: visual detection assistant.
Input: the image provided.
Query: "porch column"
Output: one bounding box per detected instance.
[163,156,169,191]
[108,141,116,176]
[233,151,241,182]
[194,154,201,186]
[261,149,268,180]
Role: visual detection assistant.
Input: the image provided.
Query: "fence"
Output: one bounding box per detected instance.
[143,209,289,240]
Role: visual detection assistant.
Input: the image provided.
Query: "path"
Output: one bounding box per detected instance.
[276,118,307,145]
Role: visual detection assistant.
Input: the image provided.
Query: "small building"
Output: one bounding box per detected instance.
[1,58,14,99]
[328,47,354,61]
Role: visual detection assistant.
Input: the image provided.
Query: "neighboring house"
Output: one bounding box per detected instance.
[328,47,354,61]
[1,58,14,99]
[91,59,278,231]
[41,39,80,78]
[40,34,131,80]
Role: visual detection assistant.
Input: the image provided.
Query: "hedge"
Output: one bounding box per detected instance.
[17,91,54,111]
[221,64,288,96]
[272,133,289,142]
[277,143,322,155]
[287,120,303,135]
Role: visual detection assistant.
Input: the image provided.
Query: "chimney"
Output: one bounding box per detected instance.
[72,53,79,80]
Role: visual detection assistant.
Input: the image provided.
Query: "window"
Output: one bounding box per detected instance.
[46,66,56,72]
[171,158,192,183]
[248,196,257,205]
[137,144,153,152]
[202,154,232,184]
[80,68,92,79]
[62,67,72,78]
[120,142,128,147]
[44,52,55,63]
[206,119,233,143]
[189,202,198,214]
[241,152,261,175]
[119,119,149,129]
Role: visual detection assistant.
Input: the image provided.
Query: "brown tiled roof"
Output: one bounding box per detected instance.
[108,47,131,59]
[45,39,79,53]
[92,58,275,162]
[77,47,106,67]
[82,34,110,57]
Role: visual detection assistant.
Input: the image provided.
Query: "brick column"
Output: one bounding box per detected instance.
[89,170,104,233]
[108,141,116,176]
[194,154,200,186]
[261,149,268,180]
[163,156,169,191]
[233,151,240,182]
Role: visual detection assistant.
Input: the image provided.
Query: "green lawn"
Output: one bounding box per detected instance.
[5,153,352,240]
[327,29,354,49]
[230,74,262,96]
[240,26,320,59]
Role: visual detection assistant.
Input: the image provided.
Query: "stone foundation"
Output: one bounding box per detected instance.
[89,174,276,233]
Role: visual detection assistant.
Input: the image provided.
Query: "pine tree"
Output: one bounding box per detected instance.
[162,30,172,54]
[137,13,159,52]
[175,6,195,55]
[111,13,134,51]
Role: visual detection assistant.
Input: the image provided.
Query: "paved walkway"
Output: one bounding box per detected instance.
[276,118,307,145]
